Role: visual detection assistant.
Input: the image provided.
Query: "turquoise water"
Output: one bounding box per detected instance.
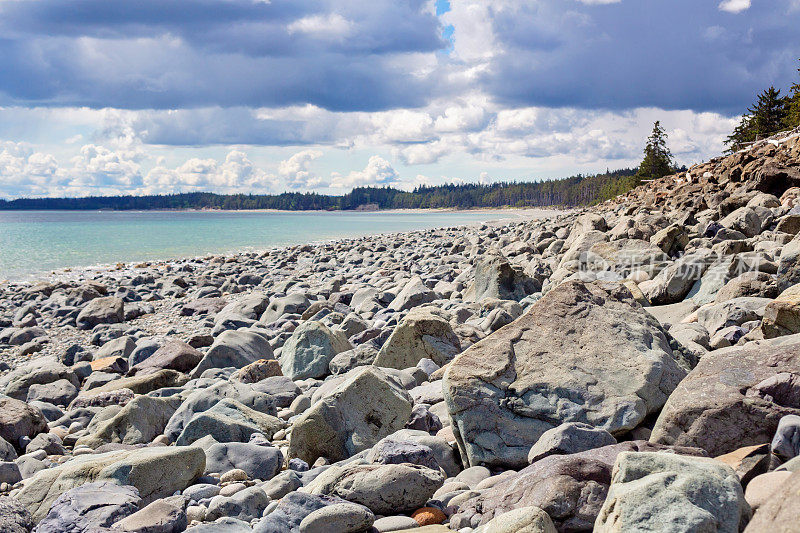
[0,210,523,281]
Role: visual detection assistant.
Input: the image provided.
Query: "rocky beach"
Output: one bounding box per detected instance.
[0,128,799,532]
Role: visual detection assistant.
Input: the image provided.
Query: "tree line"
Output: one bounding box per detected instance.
[0,168,639,211]
[726,59,800,151]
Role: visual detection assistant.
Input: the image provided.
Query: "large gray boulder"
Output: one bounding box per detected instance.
[280,321,352,380]
[373,307,460,369]
[696,296,772,336]
[74,395,181,448]
[130,338,203,375]
[0,395,48,448]
[189,330,274,379]
[527,422,617,464]
[289,367,412,465]
[651,340,800,457]
[305,463,445,515]
[204,442,284,481]
[164,381,277,443]
[34,482,140,533]
[464,253,539,302]
[76,296,125,330]
[640,250,713,305]
[261,293,310,323]
[16,446,204,523]
[595,452,750,532]
[175,398,283,445]
[0,495,34,533]
[388,276,437,312]
[444,281,686,468]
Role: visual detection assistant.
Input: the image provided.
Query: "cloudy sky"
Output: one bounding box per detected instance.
[0,0,799,198]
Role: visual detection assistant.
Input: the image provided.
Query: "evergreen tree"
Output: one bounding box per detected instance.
[636,121,674,180]
[726,86,789,151]
[786,60,800,129]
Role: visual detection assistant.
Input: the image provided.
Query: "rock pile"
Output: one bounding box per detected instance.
[0,129,799,531]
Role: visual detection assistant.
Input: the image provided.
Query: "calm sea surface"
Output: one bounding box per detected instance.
[0,209,532,281]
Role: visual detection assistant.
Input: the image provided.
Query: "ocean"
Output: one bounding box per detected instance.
[0,209,548,281]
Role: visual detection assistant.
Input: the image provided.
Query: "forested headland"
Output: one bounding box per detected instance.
[0,168,639,211]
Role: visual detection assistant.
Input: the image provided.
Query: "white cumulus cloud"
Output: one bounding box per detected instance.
[718,0,751,13]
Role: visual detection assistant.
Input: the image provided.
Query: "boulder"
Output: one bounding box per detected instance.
[252,492,346,533]
[527,422,617,464]
[189,330,274,379]
[464,253,539,302]
[697,296,771,336]
[17,446,204,522]
[720,206,763,238]
[306,463,445,515]
[231,359,283,383]
[640,250,713,305]
[0,396,48,448]
[388,277,437,312]
[450,441,706,532]
[204,442,283,481]
[130,338,203,375]
[0,495,34,533]
[289,367,413,464]
[86,369,188,395]
[75,395,181,448]
[280,321,352,380]
[206,486,270,522]
[472,506,556,533]
[595,452,749,532]
[777,234,800,291]
[444,281,686,468]
[0,359,79,401]
[112,498,187,533]
[329,345,378,375]
[373,308,461,369]
[651,340,800,456]
[35,482,140,533]
[261,293,310,323]
[175,398,283,445]
[164,381,277,442]
[744,469,800,531]
[26,379,78,406]
[762,284,800,339]
[76,297,125,330]
[298,502,375,533]
[771,414,800,461]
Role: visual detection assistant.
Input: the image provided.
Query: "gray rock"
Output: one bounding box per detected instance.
[76,297,125,330]
[472,506,556,533]
[130,338,203,376]
[206,486,270,522]
[374,307,461,369]
[771,414,800,461]
[366,438,441,471]
[111,499,187,533]
[75,395,181,449]
[164,381,277,442]
[35,482,140,532]
[328,345,378,375]
[299,502,374,533]
[176,398,283,446]
[0,436,17,461]
[465,253,539,302]
[651,340,800,457]
[261,293,310,323]
[595,452,750,532]
[372,515,420,532]
[0,495,33,533]
[697,296,771,336]
[253,492,345,533]
[204,442,283,481]
[260,470,302,500]
[0,396,48,448]
[25,433,65,456]
[16,446,205,522]
[280,321,352,380]
[96,336,137,361]
[26,379,78,406]
[527,422,617,464]
[640,250,713,305]
[189,330,274,379]
[445,281,686,468]
[0,359,79,401]
[186,517,252,532]
[388,276,437,312]
[306,462,445,515]
[289,367,412,465]
[0,462,21,485]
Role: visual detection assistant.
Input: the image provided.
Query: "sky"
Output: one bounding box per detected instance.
[0,0,799,199]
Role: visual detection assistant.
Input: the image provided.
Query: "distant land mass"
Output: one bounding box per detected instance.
[0,168,639,211]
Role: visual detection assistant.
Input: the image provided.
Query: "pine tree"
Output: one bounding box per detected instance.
[636,121,674,180]
[786,60,800,129]
[726,86,789,151]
